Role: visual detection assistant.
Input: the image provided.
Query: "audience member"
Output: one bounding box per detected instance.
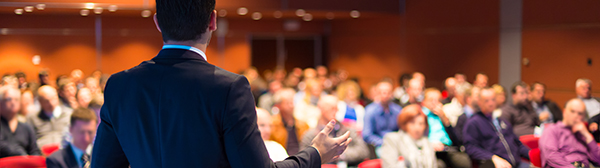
[301,95,369,166]
[363,81,402,148]
[14,71,28,91]
[443,85,472,127]
[19,90,37,122]
[381,104,442,168]
[540,98,600,167]
[26,85,72,147]
[463,87,529,168]
[0,86,41,158]
[335,80,365,131]
[473,73,488,88]
[38,69,52,87]
[256,108,288,162]
[77,88,93,109]
[442,77,457,104]
[70,69,84,89]
[258,80,283,114]
[84,77,101,95]
[529,82,562,124]
[270,88,310,155]
[454,86,481,144]
[576,78,600,119]
[421,88,471,168]
[399,78,423,107]
[57,77,78,110]
[455,73,471,90]
[2,75,18,89]
[491,84,506,109]
[393,73,412,104]
[500,81,539,136]
[46,108,97,168]
[294,79,323,128]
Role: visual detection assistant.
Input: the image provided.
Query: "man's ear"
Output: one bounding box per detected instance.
[208,10,217,31]
[153,14,162,33]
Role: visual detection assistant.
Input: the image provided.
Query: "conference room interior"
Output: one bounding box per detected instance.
[1,0,600,167]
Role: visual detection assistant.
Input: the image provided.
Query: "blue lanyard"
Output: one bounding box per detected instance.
[162,45,207,61]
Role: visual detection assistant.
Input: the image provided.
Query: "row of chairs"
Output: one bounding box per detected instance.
[0,143,60,168]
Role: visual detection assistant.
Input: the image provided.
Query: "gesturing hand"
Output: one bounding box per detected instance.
[311,120,352,164]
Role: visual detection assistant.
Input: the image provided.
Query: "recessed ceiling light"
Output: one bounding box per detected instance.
[237,7,248,16]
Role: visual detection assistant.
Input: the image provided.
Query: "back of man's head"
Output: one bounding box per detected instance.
[156,0,216,42]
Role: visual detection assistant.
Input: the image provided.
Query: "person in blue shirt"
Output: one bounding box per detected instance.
[362,81,402,151]
[421,88,471,168]
[47,108,97,168]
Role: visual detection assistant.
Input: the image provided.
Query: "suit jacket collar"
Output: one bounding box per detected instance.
[153,49,207,62]
[64,143,81,168]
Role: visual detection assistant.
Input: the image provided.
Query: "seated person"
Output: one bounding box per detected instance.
[381,104,442,168]
[270,88,310,155]
[256,107,288,162]
[26,85,72,147]
[300,95,369,166]
[46,108,97,168]
[454,86,480,144]
[463,87,529,168]
[540,98,600,167]
[363,81,402,148]
[421,88,471,168]
[0,86,41,157]
[500,82,539,136]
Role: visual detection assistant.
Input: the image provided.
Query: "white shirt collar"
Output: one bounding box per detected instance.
[162,45,207,61]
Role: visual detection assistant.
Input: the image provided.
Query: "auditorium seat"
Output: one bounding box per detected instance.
[0,155,46,168]
[358,159,381,168]
[41,143,60,156]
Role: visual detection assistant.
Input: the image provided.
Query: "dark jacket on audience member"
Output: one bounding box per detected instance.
[463,112,530,167]
[91,49,321,168]
[46,143,79,168]
[536,99,563,123]
[500,103,539,136]
[0,118,41,158]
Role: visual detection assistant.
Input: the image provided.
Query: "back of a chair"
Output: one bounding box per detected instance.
[321,164,338,168]
[0,155,46,168]
[41,143,60,156]
[358,159,381,168]
[519,134,540,149]
[529,148,542,168]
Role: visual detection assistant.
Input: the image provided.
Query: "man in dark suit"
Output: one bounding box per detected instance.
[529,82,562,123]
[91,0,351,167]
[47,108,97,168]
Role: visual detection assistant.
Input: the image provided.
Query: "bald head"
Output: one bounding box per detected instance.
[377,81,393,103]
[407,78,423,102]
[256,108,272,140]
[38,85,59,113]
[318,95,339,122]
[445,77,457,96]
[563,98,586,126]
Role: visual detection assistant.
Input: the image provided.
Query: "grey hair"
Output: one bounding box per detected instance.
[576,78,592,87]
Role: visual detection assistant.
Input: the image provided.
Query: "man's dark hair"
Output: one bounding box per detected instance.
[398,73,411,86]
[531,82,546,91]
[70,108,98,126]
[156,0,216,42]
[15,71,26,79]
[510,81,528,94]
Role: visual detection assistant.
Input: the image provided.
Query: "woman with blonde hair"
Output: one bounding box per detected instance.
[335,80,366,132]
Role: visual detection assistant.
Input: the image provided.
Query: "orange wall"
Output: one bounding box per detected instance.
[522,0,600,107]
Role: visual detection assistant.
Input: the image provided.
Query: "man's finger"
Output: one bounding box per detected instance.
[320,120,336,135]
[332,131,351,144]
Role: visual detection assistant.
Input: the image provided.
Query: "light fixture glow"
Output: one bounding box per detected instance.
[36,4,46,10]
[141,10,152,18]
[237,7,248,16]
[24,6,34,12]
[350,10,360,18]
[326,12,335,20]
[80,9,90,16]
[14,9,24,15]
[94,7,103,14]
[273,11,282,19]
[32,55,41,65]
[108,5,118,12]
[302,13,312,21]
[252,12,262,20]
[218,9,227,17]
[84,3,95,9]
[295,9,305,17]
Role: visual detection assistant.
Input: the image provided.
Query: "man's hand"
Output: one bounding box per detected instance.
[539,112,550,122]
[432,105,450,126]
[491,155,512,168]
[573,122,595,143]
[432,142,445,152]
[590,122,599,132]
[311,120,352,164]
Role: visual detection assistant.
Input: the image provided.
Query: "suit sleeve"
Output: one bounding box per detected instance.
[463,121,495,160]
[46,156,60,168]
[91,80,130,168]
[221,76,320,168]
[454,115,466,145]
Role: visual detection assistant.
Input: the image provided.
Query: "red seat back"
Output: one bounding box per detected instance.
[358,159,381,168]
[519,134,540,149]
[0,155,46,168]
[321,164,338,168]
[529,148,541,167]
[41,143,60,156]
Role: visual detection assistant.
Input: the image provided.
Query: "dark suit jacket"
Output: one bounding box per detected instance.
[455,113,468,145]
[46,144,79,168]
[91,49,321,168]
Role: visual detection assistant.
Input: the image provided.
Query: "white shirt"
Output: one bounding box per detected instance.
[264,140,289,162]
[582,98,600,118]
[443,98,463,127]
